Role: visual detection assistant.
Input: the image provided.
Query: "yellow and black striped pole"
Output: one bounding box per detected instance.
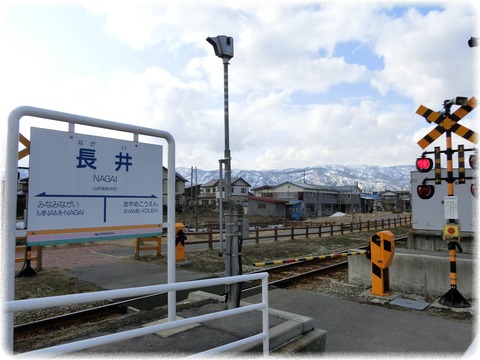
[439,117,469,308]
[253,250,366,267]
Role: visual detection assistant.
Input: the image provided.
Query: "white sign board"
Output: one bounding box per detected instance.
[443,196,458,220]
[27,127,163,245]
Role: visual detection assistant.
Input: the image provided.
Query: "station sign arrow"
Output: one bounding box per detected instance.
[36,192,158,199]
[35,192,159,223]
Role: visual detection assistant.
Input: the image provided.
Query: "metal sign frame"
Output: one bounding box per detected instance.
[3,106,178,348]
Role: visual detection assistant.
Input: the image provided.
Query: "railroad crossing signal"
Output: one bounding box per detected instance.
[414,96,476,308]
[416,96,478,149]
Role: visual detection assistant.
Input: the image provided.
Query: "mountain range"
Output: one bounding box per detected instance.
[176,165,416,193]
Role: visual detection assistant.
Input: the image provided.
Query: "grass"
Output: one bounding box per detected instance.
[139,225,412,275]
[15,268,103,300]
[14,224,411,299]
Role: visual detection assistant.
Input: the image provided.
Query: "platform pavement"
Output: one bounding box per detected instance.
[16,242,476,356]
[68,263,474,355]
[244,289,474,355]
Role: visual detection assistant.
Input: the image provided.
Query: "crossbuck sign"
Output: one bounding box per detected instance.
[27,127,163,245]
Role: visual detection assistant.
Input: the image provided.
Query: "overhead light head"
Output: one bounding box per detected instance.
[206,36,234,60]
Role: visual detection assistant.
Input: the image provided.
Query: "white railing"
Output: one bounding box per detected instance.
[5,273,269,357]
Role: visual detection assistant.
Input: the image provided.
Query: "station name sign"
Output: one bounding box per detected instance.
[27,127,163,245]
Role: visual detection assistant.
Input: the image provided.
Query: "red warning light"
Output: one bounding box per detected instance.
[416,157,433,172]
[469,154,476,170]
[417,184,435,199]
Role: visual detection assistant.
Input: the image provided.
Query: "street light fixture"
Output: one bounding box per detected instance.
[206,35,241,309]
[206,36,234,59]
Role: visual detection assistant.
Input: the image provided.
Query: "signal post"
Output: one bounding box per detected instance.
[415,96,477,307]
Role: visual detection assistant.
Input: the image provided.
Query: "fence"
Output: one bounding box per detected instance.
[186,215,412,248]
[5,273,270,357]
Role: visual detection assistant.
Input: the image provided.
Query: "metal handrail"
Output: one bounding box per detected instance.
[5,273,270,356]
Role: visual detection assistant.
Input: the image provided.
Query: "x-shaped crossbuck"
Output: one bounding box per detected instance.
[416,96,478,149]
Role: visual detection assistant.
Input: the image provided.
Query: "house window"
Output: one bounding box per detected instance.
[241,188,247,194]
[258,203,266,209]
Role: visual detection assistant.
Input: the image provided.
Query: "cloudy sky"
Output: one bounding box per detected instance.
[0,0,478,175]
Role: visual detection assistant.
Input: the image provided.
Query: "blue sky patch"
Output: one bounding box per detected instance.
[334,41,384,71]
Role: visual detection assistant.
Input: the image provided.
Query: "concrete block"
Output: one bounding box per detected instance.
[348,249,475,298]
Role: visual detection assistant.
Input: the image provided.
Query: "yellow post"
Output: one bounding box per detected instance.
[368,230,395,296]
[175,223,187,263]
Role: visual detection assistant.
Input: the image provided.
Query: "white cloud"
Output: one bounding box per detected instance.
[371,4,476,104]
[0,0,478,175]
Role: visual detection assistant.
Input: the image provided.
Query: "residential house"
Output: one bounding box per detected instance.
[360,193,380,213]
[162,167,188,214]
[379,190,398,212]
[250,185,274,198]
[197,177,251,210]
[336,185,362,215]
[184,184,202,205]
[245,196,288,217]
[379,190,410,212]
[255,181,363,220]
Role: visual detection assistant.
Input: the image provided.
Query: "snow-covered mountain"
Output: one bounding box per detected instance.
[177,165,415,192]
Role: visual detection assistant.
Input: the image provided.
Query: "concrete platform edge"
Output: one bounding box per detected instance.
[187,291,327,354]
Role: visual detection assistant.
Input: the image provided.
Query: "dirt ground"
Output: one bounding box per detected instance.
[12,217,473,354]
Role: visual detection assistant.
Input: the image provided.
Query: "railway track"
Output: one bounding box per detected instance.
[244,248,361,293]
[14,236,407,340]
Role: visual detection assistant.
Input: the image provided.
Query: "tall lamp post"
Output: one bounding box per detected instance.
[206,35,242,309]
